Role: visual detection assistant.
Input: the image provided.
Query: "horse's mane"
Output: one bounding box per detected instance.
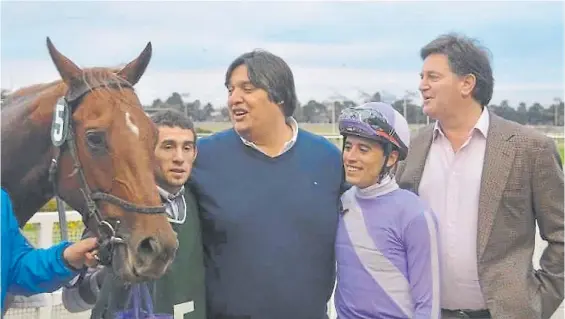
[2,67,130,109]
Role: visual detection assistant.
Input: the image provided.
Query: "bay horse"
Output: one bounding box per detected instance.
[1,38,178,283]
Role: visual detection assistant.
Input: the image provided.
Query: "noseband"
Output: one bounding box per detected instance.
[48,78,166,267]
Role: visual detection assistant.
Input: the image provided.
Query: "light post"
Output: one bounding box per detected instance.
[554,98,561,127]
[403,90,417,123]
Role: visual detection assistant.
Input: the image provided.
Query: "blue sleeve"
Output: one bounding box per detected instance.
[404,209,441,319]
[3,190,77,296]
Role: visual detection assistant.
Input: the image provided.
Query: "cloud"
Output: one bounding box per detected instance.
[3,58,561,109]
[1,1,562,109]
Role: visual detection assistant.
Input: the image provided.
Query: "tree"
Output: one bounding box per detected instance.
[165,92,184,107]
[302,100,327,123]
[220,107,230,121]
[527,103,545,125]
[1,89,11,107]
[293,101,305,122]
[491,100,521,124]
[328,100,357,123]
[138,89,564,125]
[203,103,214,120]
[516,102,528,124]
[164,92,184,113]
[547,98,564,126]
[186,99,202,120]
[151,98,165,108]
[1,89,10,101]
[368,92,382,103]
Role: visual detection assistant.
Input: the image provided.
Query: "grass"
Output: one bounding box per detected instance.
[35,123,564,215]
[196,122,565,161]
[195,121,427,136]
[25,125,564,246]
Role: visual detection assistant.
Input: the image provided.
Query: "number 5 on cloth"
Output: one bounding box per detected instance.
[51,98,70,147]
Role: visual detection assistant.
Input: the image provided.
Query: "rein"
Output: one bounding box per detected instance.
[48,79,166,270]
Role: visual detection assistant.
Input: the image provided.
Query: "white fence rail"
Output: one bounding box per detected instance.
[3,131,563,318]
[4,211,91,319]
[4,211,337,319]
[5,211,564,319]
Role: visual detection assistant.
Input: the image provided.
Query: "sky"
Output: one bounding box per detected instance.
[1,1,564,109]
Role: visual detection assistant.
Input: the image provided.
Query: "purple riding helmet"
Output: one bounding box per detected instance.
[338,102,411,179]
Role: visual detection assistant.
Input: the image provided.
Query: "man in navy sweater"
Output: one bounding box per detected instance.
[189,50,345,319]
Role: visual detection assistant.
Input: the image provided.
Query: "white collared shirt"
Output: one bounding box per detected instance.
[238,117,299,156]
[418,108,490,310]
[157,185,186,224]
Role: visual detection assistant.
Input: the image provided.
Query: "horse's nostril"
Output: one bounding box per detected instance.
[137,236,160,256]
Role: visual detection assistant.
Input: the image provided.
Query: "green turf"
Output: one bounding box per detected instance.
[557,140,564,162]
[196,121,565,160]
[196,122,424,135]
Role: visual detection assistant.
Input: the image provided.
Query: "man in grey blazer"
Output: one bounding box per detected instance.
[396,33,564,319]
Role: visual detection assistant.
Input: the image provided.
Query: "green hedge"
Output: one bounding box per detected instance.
[31,198,82,233]
[195,127,212,134]
[39,198,70,212]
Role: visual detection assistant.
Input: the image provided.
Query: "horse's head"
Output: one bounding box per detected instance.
[45,38,178,282]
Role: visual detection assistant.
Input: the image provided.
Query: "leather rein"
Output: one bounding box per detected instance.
[47,78,166,268]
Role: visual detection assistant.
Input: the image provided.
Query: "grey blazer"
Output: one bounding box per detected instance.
[395,111,564,319]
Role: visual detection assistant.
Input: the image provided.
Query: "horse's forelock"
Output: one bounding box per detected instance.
[4,67,130,109]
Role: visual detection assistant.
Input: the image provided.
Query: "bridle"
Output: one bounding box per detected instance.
[48,77,166,267]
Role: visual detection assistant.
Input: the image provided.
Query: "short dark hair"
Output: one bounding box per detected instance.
[420,33,494,106]
[225,50,298,117]
[149,109,197,142]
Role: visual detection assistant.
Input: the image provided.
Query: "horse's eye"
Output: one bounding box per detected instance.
[85,130,107,152]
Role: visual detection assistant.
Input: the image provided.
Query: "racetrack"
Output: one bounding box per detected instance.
[5,123,564,319]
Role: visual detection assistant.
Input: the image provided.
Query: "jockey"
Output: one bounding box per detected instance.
[1,189,98,312]
[334,102,441,319]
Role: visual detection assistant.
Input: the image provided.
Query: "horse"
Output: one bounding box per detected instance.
[1,37,179,283]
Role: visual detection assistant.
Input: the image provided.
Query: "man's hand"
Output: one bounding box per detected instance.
[62,237,99,270]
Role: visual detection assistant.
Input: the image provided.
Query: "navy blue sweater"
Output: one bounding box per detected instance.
[190,128,344,319]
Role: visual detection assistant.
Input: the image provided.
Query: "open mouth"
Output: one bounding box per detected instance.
[345,165,362,173]
[170,169,185,174]
[232,108,248,120]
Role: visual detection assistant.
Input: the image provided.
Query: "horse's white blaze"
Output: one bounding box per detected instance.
[125,112,139,137]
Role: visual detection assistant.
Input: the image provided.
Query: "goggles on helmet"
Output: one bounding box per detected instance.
[338,107,407,158]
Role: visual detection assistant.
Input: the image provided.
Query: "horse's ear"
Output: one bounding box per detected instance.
[46,37,83,85]
[117,42,152,86]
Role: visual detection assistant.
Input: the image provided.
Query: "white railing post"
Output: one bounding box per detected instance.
[37,300,52,319]
[38,218,54,248]
[5,211,83,319]
[5,160,565,319]
[36,214,55,319]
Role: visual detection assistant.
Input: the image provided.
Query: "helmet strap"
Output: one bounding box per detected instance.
[376,144,393,183]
